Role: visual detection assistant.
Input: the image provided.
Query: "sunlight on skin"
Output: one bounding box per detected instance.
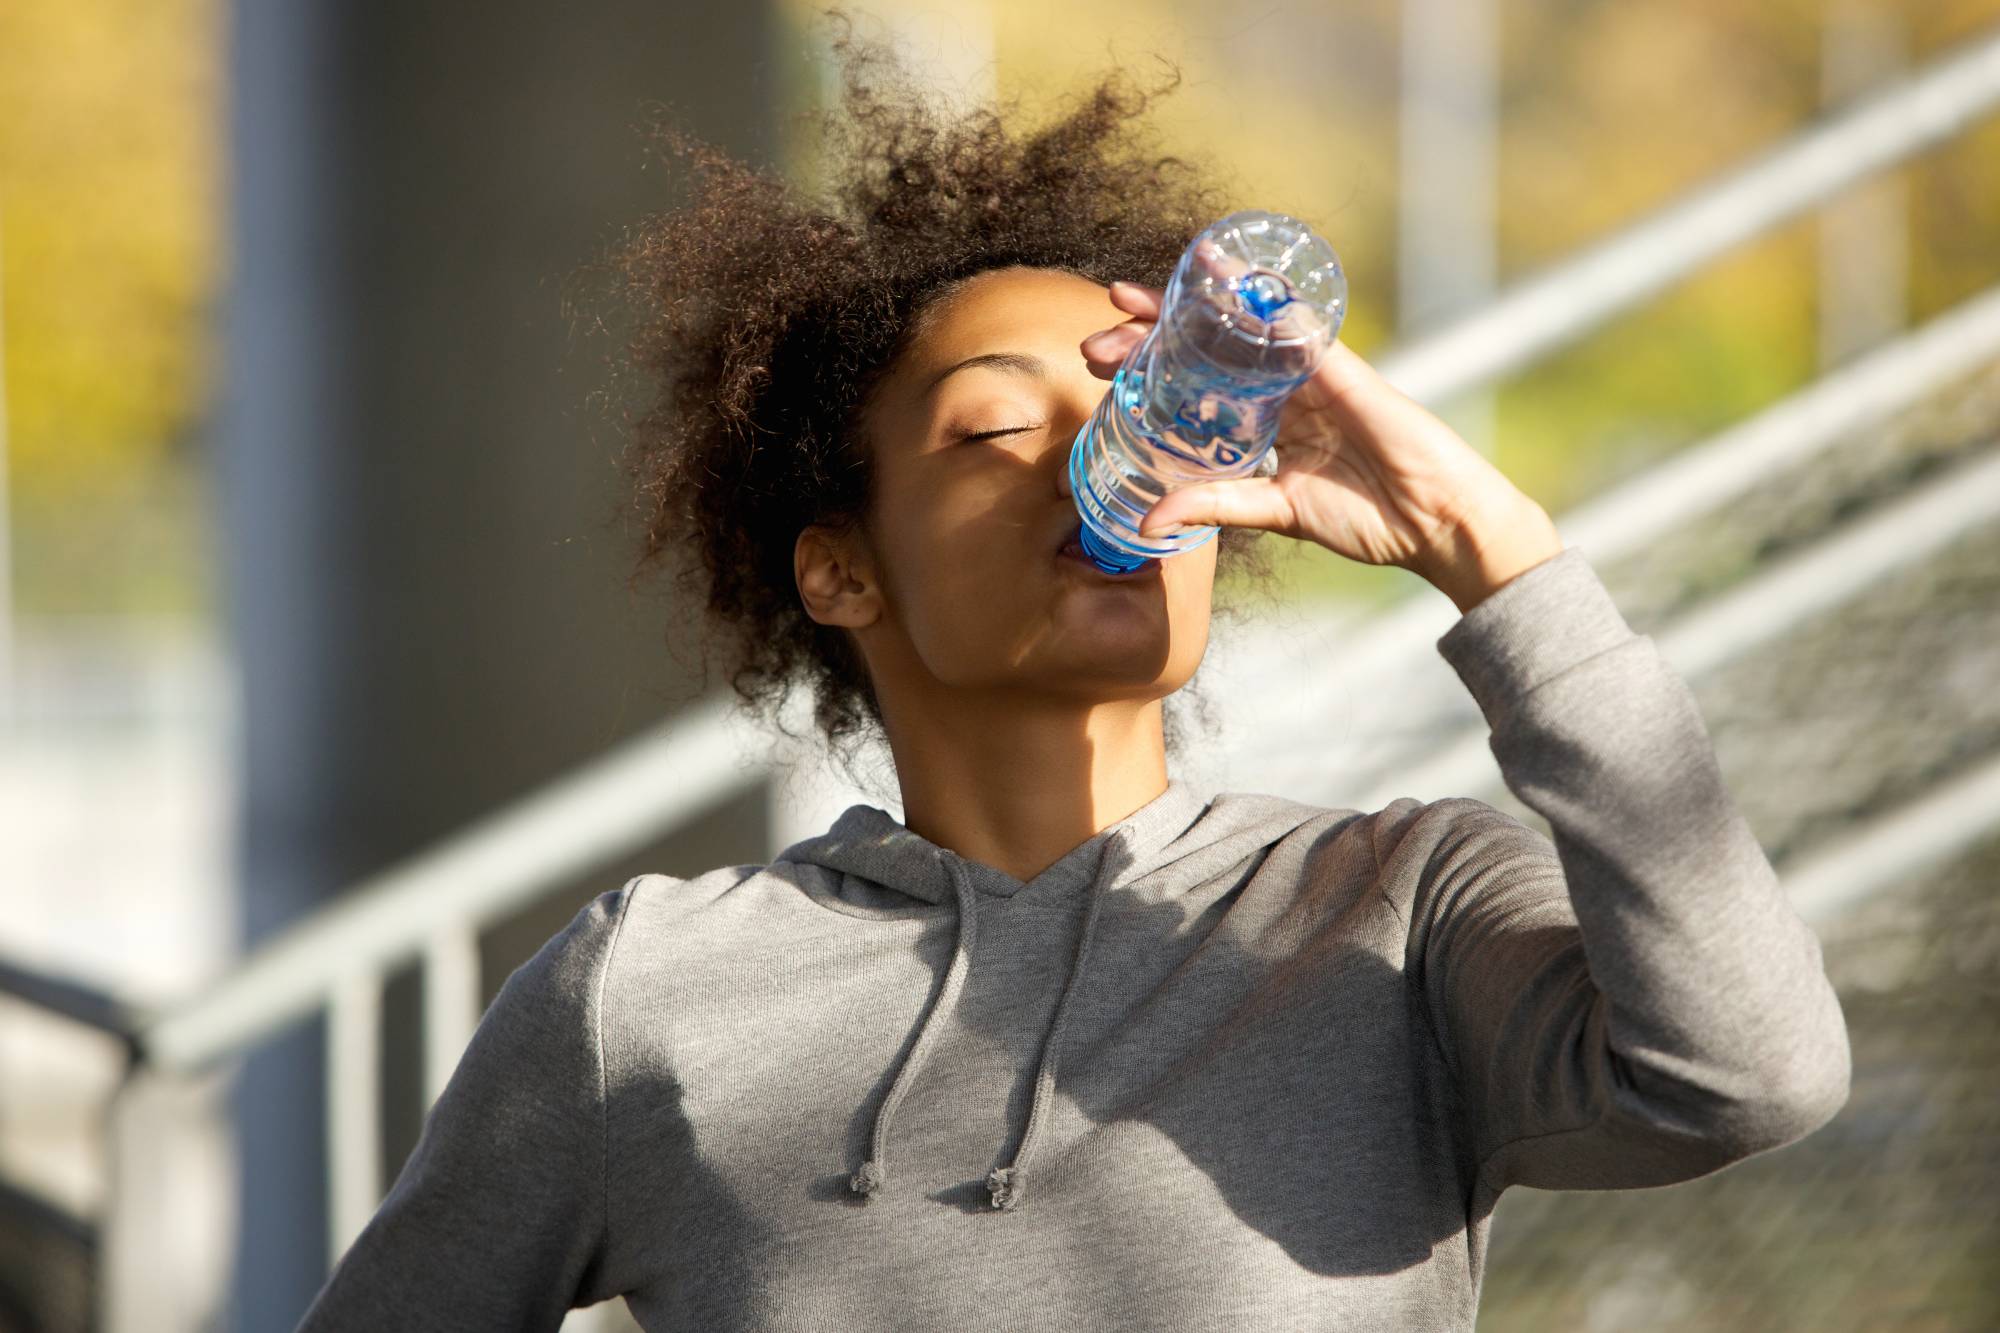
[792,260,1560,881]
[792,267,1217,883]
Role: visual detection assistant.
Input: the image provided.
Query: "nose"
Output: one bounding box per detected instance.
[1053,381,1105,500]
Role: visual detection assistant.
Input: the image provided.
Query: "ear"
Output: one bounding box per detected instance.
[795,523,881,630]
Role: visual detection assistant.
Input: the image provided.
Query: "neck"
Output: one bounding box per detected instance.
[880,688,1170,885]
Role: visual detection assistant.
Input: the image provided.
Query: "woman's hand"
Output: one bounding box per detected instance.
[1078,277,1566,613]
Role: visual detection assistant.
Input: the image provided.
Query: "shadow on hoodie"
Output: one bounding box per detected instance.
[748,781,1466,1279]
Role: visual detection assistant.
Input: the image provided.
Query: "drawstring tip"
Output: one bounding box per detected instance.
[849,1160,884,1198]
[985,1166,1024,1211]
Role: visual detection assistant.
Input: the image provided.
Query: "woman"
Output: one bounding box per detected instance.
[299,15,1850,1331]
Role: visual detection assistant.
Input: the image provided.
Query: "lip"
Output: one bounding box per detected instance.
[1055,525,1159,578]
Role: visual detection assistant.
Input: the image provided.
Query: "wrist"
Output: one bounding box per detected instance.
[1422,500,1565,616]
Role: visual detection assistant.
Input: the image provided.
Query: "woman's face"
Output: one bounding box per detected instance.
[809,264,1217,712]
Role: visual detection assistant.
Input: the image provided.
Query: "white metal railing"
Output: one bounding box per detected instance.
[1343,430,2000,812]
[1217,280,2000,796]
[135,691,780,1262]
[142,693,767,1078]
[1375,21,2000,403]
[1780,748,2000,927]
[0,18,1993,1331]
[1210,14,2000,774]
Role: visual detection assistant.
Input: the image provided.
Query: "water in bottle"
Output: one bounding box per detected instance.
[1068,209,1347,574]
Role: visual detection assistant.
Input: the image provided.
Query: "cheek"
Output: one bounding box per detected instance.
[1162,547,1218,664]
[1168,543,1218,616]
[876,495,1034,658]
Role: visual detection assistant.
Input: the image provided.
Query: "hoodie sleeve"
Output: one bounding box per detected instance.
[1384,544,1850,1194]
[295,883,634,1332]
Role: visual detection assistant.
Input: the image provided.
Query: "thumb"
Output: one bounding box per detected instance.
[1138,477,1290,538]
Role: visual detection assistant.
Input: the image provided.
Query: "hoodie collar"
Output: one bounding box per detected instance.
[777,778,1210,1211]
[786,777,1211,906]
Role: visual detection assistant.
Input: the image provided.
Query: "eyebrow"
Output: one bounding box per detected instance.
[921,350,1050,398]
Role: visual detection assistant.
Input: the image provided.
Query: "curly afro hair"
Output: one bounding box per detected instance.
[598,7,1283,780]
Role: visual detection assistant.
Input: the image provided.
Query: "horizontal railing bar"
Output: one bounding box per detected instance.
[1374,21,2000,405]
[1342,441,2000,812]
[1520,293,2000,571]
[142,695,773,1073]
[1780,748,2000,928]
[1220,281,2000,772]
[0,953,145,1047]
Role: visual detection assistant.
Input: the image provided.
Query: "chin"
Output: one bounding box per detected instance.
[1037,649,1200,700]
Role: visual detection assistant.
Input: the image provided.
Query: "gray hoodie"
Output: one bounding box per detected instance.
[297,544,1850,1331]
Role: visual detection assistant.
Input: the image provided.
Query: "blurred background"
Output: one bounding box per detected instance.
[1,0,1996,1329]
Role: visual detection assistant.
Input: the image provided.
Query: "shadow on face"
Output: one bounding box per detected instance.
[797,265,1219,718]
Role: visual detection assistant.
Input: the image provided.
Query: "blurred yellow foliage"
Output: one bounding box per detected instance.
[5,0,1997,613]
[0,0,220,497]
[779,0,2000,607]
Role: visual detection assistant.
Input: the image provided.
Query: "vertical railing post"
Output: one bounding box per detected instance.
[325,973,382,1268]
[422,928,481,1109]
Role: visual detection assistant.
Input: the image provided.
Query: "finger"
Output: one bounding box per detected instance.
[1080,322,1149,378]
[1108,280,1162,318]
[1317,338,1399,401]
[1138,477,1292,538]
[1191,237,1252,285]
[1298,337,1429,435]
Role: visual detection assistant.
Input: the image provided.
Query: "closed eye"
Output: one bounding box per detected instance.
[956,425,1040,443]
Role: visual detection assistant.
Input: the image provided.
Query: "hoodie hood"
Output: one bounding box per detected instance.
[775,778,1310,1212]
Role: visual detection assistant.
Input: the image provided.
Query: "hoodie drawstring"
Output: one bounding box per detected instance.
[846,852,980,1205]
[847,843,1117,1212]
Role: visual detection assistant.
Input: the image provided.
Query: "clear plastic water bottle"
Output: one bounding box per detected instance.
[1068,209,1347,574]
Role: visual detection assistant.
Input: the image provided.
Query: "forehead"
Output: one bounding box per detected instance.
[908,266,1120,360]
[862,267,1124,444]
